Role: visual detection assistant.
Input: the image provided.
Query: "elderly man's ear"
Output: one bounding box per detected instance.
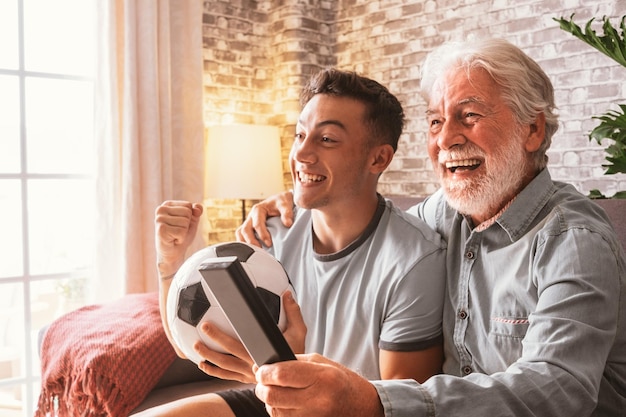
[524,112,546,153]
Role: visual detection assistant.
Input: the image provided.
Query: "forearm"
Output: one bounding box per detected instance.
[373,367,596,417]
[158,267,185,357]
[156,254,186,313]
[371,379,432,417]
[154,200,204,357]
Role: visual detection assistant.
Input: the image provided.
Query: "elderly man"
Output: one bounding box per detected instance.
[239,38,626,417]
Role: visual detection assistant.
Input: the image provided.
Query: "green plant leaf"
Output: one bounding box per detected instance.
[588,189,607,199]
[590,104,626,175]
[554,15,626,67]
[556,14,626,196]
[589,190,626,199]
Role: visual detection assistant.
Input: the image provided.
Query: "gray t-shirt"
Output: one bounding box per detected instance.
[265,195,446,379]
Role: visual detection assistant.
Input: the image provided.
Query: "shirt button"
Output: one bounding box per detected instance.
[462,366,472,375]
[465,251,474,259]
[458,310,468,320]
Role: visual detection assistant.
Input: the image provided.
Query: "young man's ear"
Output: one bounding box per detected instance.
[524,112,546,153]
[370,144,395,174]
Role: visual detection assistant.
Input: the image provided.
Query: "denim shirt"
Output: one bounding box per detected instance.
[373,169,626,417]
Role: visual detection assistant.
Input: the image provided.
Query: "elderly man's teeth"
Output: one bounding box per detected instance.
[445,159,481,172]
[299,172,325,183]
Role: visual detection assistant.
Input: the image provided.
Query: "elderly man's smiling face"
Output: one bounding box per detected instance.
[426,67,542,225]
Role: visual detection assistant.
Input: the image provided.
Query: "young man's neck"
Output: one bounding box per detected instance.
[310,193,380,255]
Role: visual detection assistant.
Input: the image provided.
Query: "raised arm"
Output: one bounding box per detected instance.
[236,191,296,247]
[154,200,204,357]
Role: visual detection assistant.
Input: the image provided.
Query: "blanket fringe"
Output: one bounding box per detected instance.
[36,367,128,417]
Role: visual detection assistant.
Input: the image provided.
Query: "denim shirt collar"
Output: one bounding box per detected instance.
[488,169,557,242]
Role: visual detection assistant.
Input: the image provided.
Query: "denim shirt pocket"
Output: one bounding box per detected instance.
[490,315,530,339]
[488,315,529,366]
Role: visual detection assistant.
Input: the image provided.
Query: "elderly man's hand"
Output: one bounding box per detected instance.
[236,191,295,247]
[254,353,385,417]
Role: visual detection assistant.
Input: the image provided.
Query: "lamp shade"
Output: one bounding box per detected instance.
[205,124,284,200]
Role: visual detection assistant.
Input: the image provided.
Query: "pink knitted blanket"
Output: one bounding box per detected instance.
[36,292,177,417]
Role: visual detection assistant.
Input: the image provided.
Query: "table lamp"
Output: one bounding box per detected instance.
[205,124,285,222]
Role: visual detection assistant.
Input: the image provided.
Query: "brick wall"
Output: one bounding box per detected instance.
[202,0,626,243]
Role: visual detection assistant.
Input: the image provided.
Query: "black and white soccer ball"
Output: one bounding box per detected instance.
[166,241,294,364]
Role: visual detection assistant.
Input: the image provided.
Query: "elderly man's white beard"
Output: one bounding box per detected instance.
[435,135,529,221]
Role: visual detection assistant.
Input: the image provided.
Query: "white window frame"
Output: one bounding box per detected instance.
[0,1,95,415]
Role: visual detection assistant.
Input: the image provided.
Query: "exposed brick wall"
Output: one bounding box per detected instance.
[203,0,626,243]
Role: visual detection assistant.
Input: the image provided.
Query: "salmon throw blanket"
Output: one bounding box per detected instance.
[36,292,177,417]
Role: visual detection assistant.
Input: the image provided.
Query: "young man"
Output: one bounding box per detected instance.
[240,39,626,417]
[148,68,447,416]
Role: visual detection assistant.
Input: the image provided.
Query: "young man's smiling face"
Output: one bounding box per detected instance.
[290,93,376,211]
[426,67,540,223]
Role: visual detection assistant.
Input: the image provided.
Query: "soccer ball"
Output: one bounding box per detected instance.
[166,241,294,365]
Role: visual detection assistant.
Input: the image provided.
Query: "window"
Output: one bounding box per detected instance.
[0,0,95,415]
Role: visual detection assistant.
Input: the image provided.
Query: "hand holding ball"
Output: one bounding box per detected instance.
[166,242,294,364]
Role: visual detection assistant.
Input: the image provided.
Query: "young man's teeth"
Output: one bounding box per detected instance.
[299,172,324,183]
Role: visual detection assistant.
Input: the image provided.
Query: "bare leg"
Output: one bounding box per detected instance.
[132,393,235,417]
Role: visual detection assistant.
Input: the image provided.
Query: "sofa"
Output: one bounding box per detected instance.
[37,196,626,416]
[134,196,626,414]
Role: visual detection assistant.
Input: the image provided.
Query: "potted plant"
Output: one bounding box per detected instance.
[554,14,626,199]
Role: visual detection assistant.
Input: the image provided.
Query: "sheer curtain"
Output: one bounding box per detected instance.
[94,0,206,300]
